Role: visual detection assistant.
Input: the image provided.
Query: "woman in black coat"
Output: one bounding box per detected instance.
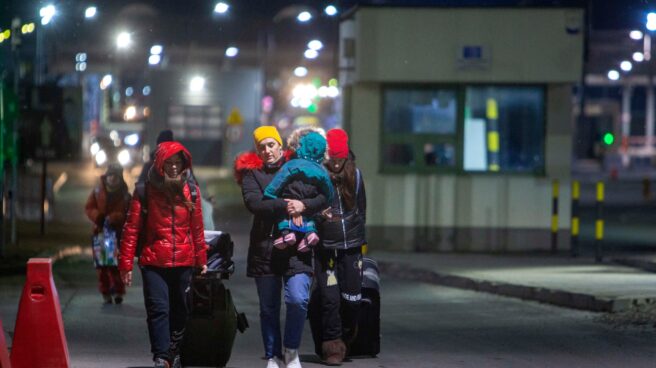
[312,129,367,365]
[234,126,327,368]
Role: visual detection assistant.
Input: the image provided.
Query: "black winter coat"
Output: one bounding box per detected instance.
[318,168,366,249]
[237,153,327,277]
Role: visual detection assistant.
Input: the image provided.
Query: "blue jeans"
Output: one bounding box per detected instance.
[255,273,312,359]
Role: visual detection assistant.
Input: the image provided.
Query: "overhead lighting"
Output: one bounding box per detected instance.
[40,5,56,25]
[189,76,206,92]
[634,52,645,62]
[214,2,229,14]
[294,66,308,77]
[117,149,131,166]
[148,54,161,65]
[630,30,643,40]
[325,5,338,16]
[225,46,239,57]
[607,70,620,81]
[75,53,87,62]
[124,106,137,121]
[95,150,107,165]
[304,49,319,59]
[308,40,323,51]
[297,11,312,22]
[116,32,132,49]
[124,134,140,146]
[90,142,100,155]
[150,45,163,55]
[125,87,134,97]
[85,6,97,19]
[620,61,632,72]
[142,85,151,96]
[100,74,113,89]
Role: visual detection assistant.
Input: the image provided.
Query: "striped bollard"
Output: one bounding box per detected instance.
[570,180,580,257]
[551,180,559,254]
[595,181,604,263]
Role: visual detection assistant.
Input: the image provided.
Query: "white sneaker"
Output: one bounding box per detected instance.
[284,348,302,368]
[266,357,285,368]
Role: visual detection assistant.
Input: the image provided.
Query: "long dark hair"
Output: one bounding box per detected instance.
[325,157,357,211]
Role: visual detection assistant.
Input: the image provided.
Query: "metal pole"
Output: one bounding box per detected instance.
[11,22,19,245]
[0,80,5,256]
[621,85,632,167]
[645,34,654,156]
[40,156,46,236]
[595,181,604,263]
[570,180,580,257]
[551,180,559,254]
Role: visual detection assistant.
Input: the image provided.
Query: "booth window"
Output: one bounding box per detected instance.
[382,87,459,172]
[381,85,545,174]
[463,86,545,173]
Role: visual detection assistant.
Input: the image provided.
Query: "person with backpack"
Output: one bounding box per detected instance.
[234,126,328,368]
[84,163,131,304]
[311,129,367,366]
[119,141,207,368]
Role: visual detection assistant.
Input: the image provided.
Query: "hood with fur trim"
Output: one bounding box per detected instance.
[233,150,292,185]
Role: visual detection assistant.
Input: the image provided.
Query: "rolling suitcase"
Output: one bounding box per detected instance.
[181,272,248,367]
[309,256,381,358]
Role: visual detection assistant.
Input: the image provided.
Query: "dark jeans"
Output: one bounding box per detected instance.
[140,266,193,361]
[314,246,362,342]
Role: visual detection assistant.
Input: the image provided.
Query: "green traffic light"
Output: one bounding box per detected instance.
[603,132,614,145]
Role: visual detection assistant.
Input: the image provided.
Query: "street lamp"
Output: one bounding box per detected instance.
[116,32,132,49]
[648,12,656,31]
[308,40,323,51]
[325,5,338,16]
[214,2,229,14]
[294,66,308,77]
[225,46,239,57]
[189,76,205,92]
[607,70,620,81]
[85,6,97,19]
[40,5,56,25]
[631,30,643,40]
[634,52,645,62]
[304,49,318,59]
[297,11,312,22]
[150,45,163,55]
[621,61,633,72]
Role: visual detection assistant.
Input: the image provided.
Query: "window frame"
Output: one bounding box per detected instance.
[379,83,547,176]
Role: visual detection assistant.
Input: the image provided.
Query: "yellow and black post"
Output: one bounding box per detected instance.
[486,98,500,172]
[570,180,580,257]
[595,181,605,262]
[551,180,559,254]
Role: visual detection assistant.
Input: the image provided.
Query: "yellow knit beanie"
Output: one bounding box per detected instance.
[253,126,282,147]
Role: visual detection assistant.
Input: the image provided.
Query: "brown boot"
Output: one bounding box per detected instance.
[322,339,346,366]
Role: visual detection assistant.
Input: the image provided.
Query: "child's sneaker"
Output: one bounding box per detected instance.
[306,232,320,246]
[273,237,288,249]
[297,238,310,253]
[283,232,297,245]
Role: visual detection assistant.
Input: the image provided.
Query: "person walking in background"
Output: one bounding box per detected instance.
[119,141,207,368]
[312,129,367,366]
[234,126,327,368]
[84,163,131,304]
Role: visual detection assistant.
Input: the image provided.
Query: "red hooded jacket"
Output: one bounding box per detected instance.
[119,142,207,271]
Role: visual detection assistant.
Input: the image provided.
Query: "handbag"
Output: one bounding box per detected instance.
[92,220,118,267]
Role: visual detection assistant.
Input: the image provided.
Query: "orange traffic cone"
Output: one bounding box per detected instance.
[0,319,10,368]
[10,258,69,368]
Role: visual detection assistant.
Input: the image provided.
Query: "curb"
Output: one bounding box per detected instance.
[378,261,646,313]
[612,258,656,273]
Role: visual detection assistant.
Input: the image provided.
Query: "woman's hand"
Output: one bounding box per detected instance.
[200,265,208,275]
[285,199,305,216]
[292,214,303,227]
[120,270,132,287]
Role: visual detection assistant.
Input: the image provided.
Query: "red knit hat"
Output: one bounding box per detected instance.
[326,129,349,159]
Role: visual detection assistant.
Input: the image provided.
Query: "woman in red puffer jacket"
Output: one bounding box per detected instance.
[119,141,207,368]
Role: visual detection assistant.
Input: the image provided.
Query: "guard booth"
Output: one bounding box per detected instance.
[339,7,584,252]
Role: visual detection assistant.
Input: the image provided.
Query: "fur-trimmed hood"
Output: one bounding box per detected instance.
[233,150,292,185]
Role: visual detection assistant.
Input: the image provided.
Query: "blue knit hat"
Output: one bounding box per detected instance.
[296,132,326,163]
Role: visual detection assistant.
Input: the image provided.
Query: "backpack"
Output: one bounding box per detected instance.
[134,177,199,257]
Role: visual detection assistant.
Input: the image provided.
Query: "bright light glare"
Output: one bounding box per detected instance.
[607,70,620,81]
[308,40,323,51]
[294,66,308,77]
[225,47,239,57]
[124,106,137,121]
[190,76,206,92]
[85,6,97,19]
[100,74,113,90]
[116,32,132,49]
[95,150,107,165]
[214,2,229,14]
[304,49,318,59]
[293,84,318,99]
[40,5,56,18]
[124,134,140,146]
[325,5,338,16]
[90,142,100,155]
[630,30,643,40]
[297,11,312,22]
[118,149,131,166]
[143,86,151,96]
[148,54,161,65]
[648,21,656,32]
[620,61,632,72]
[634,52,645,62]
[150,45,163,55]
